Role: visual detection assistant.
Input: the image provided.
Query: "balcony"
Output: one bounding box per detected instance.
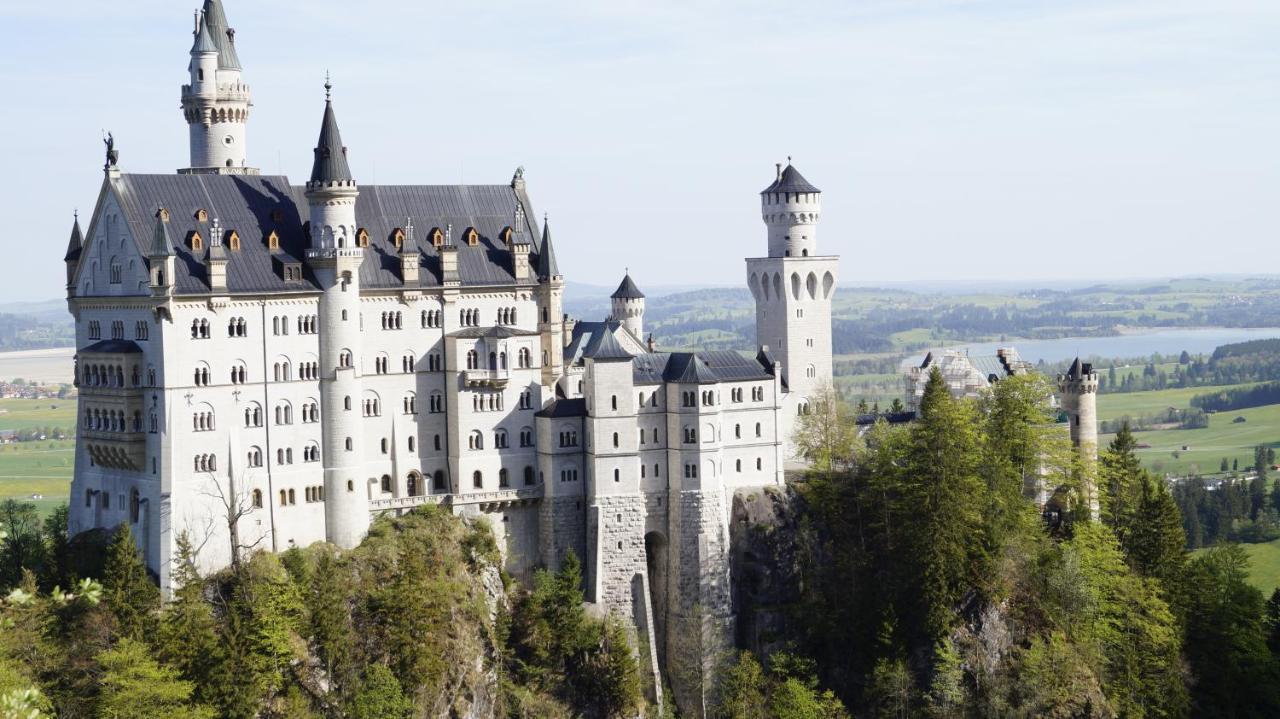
[464,368,510,389]
[83,430,146,472]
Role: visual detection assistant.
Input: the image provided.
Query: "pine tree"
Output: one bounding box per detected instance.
[95,639,215,719]
[102,522,159,641]
[156,533,222,707]
[347,664,410,719]
[903,367,988,641]
[1123,475,1187,602]
[1100,424,1143,544]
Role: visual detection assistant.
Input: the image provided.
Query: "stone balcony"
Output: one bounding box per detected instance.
[463,368,511,389]
[82,429,146,472]
[369,486,542,514]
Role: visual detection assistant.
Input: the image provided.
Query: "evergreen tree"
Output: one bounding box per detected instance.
[102,522,159,641]
[1265,588,1280,656]
[0,500,44,589]
[155,533,222,707]
[717,652,768,719]
[95,638,214,719]
[308,547,355,691]
[903,367,988,641]
[889,398,904,414]
[40,503,70,591]
[347,664,410,719]
[1183,545,1280,716]
[1123,475,1187,605]
[1100,424,1143,544]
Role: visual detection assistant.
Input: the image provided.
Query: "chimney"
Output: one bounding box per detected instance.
[512,241,531,281]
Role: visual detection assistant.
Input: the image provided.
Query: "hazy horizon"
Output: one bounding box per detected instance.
[4,0,1278,304]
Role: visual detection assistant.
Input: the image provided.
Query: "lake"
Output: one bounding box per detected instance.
[935,328,1280,365]
[0,347,75,384]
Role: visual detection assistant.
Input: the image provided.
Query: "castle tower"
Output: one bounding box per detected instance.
[63,214,83,292]
[1058,357,1100,519]
[537,218,565,389]
[746,160,839,425]
[304,82,368,548]
[609,273,645,340]
[180,0,255,174]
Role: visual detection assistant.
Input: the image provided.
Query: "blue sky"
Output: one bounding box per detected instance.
[3,0,1278,303]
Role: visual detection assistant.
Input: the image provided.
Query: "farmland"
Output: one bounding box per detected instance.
[0,398,76,514]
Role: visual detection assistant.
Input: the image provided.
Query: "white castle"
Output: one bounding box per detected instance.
[62,2,837,713]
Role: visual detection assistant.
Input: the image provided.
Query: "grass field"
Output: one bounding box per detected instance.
[1098,386,1280,476]
[0,398,76,513]
[1193,539,1280,598]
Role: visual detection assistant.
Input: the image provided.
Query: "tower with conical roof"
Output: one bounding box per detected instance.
[304,81,368,548]
[63,214,83,291]
[746,160,839,439]
[537,217,565,388]
[1058,357,1100,519]
[609,273,646,340]
[180,0,255,174]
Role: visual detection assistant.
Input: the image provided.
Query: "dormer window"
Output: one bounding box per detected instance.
[156,208,170,222]
[356,228,369,248]
[266,230,280,251]
[195,208,208,222]
[189,231,203,251]
[499,226,513,244]
[227,230,241,251]
[430,228,444,248]
[465,228,479,247]
[392,228,404,249]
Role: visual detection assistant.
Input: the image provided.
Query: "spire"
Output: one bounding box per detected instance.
[611,272,645,299]
[190,11,218,55]
[309,81,354,185]
[536,215,560,279]
[201,0,240,70]
[150,212,175,257]
[64,213,83,262]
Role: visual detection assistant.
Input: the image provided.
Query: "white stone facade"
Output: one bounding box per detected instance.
[63,4,838,715]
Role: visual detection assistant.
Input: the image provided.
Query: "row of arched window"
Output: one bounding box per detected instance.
[422,309,443,328]
[472,393,504,412]
[459,308,482,327]
[193,454,217,472]
[381,311,404,330]
[496,307,518,326]
[227,317,248,337]
[84,408,141,433]
[192,411,215,431]
[81,363,129,388]
[191,318,211,339]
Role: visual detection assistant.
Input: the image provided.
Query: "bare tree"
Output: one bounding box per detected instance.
[791,382,859,474]
[196,448,267,573]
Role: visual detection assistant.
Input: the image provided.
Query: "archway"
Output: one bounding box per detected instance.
[645,531,669,672]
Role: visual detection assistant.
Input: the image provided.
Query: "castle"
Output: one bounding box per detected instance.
[62,2,836,713]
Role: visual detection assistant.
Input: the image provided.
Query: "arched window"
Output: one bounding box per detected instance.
[499,468,509,488]
[524,466,535,486]
[252,489,263,508]
[473,470,483,489]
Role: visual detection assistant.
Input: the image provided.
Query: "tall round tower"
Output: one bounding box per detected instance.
[609,273,645,340]
[1058,357,1100,519]
[762,158,821,258]
[304,82,368,549]
[180,0,254,174]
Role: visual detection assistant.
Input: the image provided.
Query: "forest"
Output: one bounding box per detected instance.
[4,370,1280,717]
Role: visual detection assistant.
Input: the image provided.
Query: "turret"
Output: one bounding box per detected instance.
[609,273,645,340]
[64,213,83,291]
[761,158,821,258]
[147,210,177,297]
[1058,357,1100,520]
[180,0,254,174]
[537,217,565,388]
[303,81,368,549]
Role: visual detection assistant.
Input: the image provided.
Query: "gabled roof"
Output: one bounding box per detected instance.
[761,162,821,194]
[201,0,241,71]
[64,216,83,262]
[452,326,538,339]
[309,96,353,185]
[106,173,550,295]
[611,273,644,300]
[537,219,560,279]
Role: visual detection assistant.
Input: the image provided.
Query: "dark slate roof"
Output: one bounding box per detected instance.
[64,217,83,262]
[631,350,773,385]
[761,163,820,194]
[191,14,218,55]
[611,273,644,299]
[1064,357,1093,379]
[80,339,143,354]
[535,398,586,419]
[108,174,549,295]
[537,219,560,279]
[309,99,353,185]
[452,326,539,339]
[202,0,241,71]
[150,214,176,257]
[583,329,634,362]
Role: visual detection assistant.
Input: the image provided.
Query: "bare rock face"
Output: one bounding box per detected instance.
[729,485,807,660]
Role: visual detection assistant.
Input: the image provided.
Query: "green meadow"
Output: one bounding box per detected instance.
[0,398,76,513]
